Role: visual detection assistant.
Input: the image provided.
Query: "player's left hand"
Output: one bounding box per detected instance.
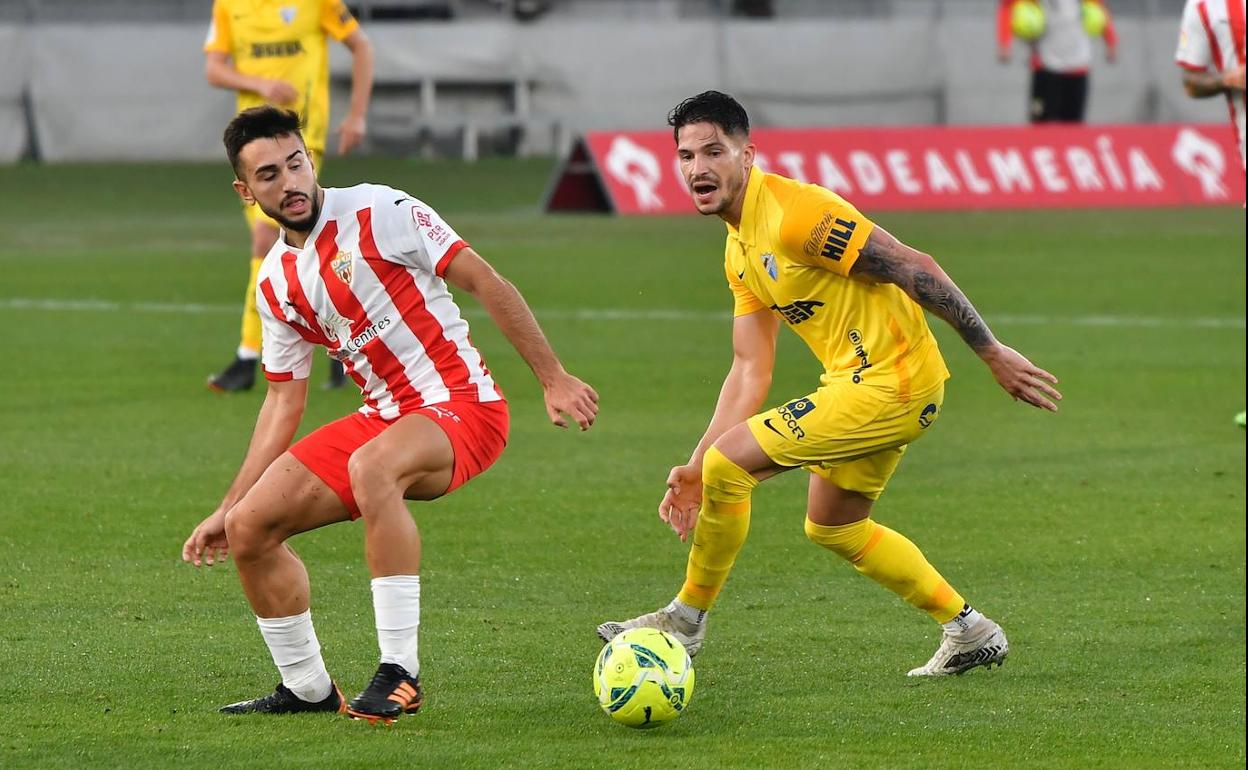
[336,114,367,155]
[982,343,1062,411]
[543,372,599,430]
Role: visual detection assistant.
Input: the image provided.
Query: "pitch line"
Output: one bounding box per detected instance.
[0,297,1243,330]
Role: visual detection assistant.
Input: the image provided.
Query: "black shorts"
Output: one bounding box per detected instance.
[1029,69,1088,123]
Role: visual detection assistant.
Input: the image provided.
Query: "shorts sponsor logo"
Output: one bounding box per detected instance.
[918,402,937,428]
[425,404,462,423]
[774,397,816,439]
[848,328,872,383]
[771,299,824,325]
[331,250,354,285]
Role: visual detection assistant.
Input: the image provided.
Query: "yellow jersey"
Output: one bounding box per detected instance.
[204,0,359,154]
[725,169,949,402]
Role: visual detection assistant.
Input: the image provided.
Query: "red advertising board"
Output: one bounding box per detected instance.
[544,124,1245,214]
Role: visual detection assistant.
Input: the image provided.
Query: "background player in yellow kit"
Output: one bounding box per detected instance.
[598,91,1062,676]
[203,0,373,391]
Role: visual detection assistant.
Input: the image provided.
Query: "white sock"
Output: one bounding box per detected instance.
[666,598,706,627]
[256,610,333,702]
[236,346,260,360]
[942,604,986,636]
[372,575,421,676]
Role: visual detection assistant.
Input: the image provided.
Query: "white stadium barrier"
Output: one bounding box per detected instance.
[0,17,1233,163]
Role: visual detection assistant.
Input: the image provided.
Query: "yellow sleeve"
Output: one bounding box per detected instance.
[726,261,767,316]
[203,0,232,54]
[777,185,875,278]
[321,0,361,41]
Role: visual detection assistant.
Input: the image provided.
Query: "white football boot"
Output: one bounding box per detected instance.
[597,607,707,657]
[907,616,1009,676]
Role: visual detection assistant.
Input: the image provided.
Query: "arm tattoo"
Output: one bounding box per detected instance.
[911,271,994,352]
[853,232,995,353]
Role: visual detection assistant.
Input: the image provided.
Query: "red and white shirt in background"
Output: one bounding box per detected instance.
[256,184,502,419]
[1176,0,1247,168]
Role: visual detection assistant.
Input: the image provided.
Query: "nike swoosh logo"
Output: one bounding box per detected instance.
[737,270,746,279]
[394,197,413,206]
[762,418,785,438]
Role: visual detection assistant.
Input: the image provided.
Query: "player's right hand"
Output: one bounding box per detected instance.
[182,509,230,567]
[259,79,299,106]
[659,464,702,542]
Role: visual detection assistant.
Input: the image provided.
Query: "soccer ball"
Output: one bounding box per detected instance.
[593,627,695,729]
[1081,0,1107,37]
[1010,0,1046,41]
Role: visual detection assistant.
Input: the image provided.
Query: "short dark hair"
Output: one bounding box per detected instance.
[667,91,750,141]
[224,106,305,177]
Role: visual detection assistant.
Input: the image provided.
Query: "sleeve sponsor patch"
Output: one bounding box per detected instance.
[803,211,859,261]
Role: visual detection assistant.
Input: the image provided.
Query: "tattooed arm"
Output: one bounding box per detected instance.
[850,224,1062,411]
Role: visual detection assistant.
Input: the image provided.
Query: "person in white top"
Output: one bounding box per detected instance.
[1175,0,1247,169]
[998,0,1118,123]
[182,106,599,723]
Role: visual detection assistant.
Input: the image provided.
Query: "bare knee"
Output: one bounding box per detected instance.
[348,449,405,514]
[224,506,283,562]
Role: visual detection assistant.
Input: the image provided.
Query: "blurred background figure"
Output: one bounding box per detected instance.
[1173,0,1246,428]
[204,0,374,393]
[1175,0,1246,168]
[998,0,1118,123]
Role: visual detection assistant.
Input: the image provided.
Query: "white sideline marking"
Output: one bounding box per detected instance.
[0,297,1243,330]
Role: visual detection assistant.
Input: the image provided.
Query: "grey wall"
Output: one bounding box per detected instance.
[0,17,1234,163]
[0,24,28,160]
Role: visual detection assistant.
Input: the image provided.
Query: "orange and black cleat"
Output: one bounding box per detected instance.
[347,663,423,725]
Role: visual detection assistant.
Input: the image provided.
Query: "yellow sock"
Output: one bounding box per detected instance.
[240,256,264,355]
[804,518,965,623]
[676,447,758,611]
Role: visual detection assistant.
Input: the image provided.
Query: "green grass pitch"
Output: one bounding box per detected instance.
[0,157,1243,769]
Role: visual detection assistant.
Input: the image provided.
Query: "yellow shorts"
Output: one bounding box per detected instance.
[747,382,945,500]
[242,148,324,229]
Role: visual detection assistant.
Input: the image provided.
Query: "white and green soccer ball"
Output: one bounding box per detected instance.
[593,627,695,729]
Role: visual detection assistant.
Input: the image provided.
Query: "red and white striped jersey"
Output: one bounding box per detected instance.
[1176,0,1247,168]
[255,184,502,419]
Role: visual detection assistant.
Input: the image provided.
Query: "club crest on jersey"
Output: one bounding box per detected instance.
[279,6,297,24]
[331,251,353,285]
[761,252,778,281]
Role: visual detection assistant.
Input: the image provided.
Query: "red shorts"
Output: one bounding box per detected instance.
[289,400,509,520]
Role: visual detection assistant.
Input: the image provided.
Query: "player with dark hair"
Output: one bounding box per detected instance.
[599,91,1061,676]
[185,106,599,722]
